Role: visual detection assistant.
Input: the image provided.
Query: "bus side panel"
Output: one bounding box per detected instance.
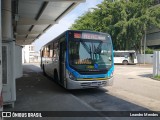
[114,57,128,64]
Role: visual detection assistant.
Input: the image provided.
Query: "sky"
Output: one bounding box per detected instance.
[32,0,103,51]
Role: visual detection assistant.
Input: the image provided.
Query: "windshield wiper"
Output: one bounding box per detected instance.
[95,42,102,54]
[80,40,91,54]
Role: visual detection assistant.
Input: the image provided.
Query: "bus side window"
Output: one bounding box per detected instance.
[49,43,54,58]
[40,49,44,57]
[114,52,120,57]
[114,53,117,57]
[53,42,59,61]
[43,47,49,57]
[124,55,128,58]
[134,53,136,58]
[48,45,50,57]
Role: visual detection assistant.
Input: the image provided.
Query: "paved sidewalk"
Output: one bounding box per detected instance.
[4,64,108,120]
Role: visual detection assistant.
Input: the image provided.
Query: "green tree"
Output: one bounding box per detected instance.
[70,0,160,52]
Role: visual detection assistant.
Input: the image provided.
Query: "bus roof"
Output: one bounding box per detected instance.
[41,30,110,49]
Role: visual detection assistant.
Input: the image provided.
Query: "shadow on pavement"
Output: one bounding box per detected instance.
[3,64,159,120]
[138,74,153,78]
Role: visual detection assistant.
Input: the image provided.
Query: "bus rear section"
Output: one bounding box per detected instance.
[114,50,137,65]
[41,30,114,89]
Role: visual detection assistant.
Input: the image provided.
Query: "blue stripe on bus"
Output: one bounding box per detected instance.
[66,65,114,79]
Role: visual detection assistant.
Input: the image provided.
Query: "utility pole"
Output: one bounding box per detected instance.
[143,30,146,64]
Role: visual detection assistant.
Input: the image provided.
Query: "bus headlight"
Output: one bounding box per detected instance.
[110,71,114,77]
[68,72,76,80]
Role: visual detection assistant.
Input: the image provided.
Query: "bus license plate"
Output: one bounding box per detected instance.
[90,82,98,86]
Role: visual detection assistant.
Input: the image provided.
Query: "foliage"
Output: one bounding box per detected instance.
[153,75,160,81]
[144,47,154,54]
[70,0,160,52]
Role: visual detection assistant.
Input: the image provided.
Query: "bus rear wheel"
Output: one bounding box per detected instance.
[54,70,59,82]
[42,65,46,75]
[122,60,128,65]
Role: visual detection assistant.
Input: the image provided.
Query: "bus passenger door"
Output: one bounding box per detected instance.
[129,53,134,63]
[59,41,66,86]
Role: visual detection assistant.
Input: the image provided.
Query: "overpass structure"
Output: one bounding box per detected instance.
[0,0,85,111]
[147,26,160,48]
[146,3,160,48]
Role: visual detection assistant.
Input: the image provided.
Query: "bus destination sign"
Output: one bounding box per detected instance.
[74,32,106,40]
[82,33,106,40]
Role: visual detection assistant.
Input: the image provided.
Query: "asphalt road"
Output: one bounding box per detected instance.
[108,65,160,111]
[71,65,160,111]
[3,63,160,120]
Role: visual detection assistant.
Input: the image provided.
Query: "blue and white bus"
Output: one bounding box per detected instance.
[40,30,114,89]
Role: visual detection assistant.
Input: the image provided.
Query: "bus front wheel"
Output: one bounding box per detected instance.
[122,60,128,65]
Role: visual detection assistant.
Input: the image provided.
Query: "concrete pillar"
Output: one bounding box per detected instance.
[153,51,160,76]
[0,0,3,94]
[2,0,13,40]
[1,0,16,107]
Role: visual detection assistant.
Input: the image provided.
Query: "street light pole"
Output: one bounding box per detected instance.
[143,30,146,64]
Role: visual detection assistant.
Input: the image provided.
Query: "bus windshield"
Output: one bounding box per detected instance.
[69,38,112,72]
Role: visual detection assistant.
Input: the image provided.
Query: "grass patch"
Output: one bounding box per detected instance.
[153,75,160,81]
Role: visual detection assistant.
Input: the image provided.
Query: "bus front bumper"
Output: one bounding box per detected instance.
[66,77,114,89]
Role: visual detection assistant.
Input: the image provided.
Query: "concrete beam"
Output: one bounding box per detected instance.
[16,40,32,45]
[16,37,36,41]
[20,0,85,2]
[16,30,43,35]
[147,39,160,46]
[18,18,57,25]
[2,0,13,40]
[147,28,160,34]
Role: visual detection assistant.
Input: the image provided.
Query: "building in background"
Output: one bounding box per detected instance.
[154,0,160,4]
[22,45,40,63]
[146,1,160,49]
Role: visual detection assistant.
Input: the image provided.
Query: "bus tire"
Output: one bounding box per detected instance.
[42,65,46,75]
[54,70,59,82]
[122,60,128,65]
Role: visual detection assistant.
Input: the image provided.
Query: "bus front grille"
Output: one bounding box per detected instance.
[80,81,107,88]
